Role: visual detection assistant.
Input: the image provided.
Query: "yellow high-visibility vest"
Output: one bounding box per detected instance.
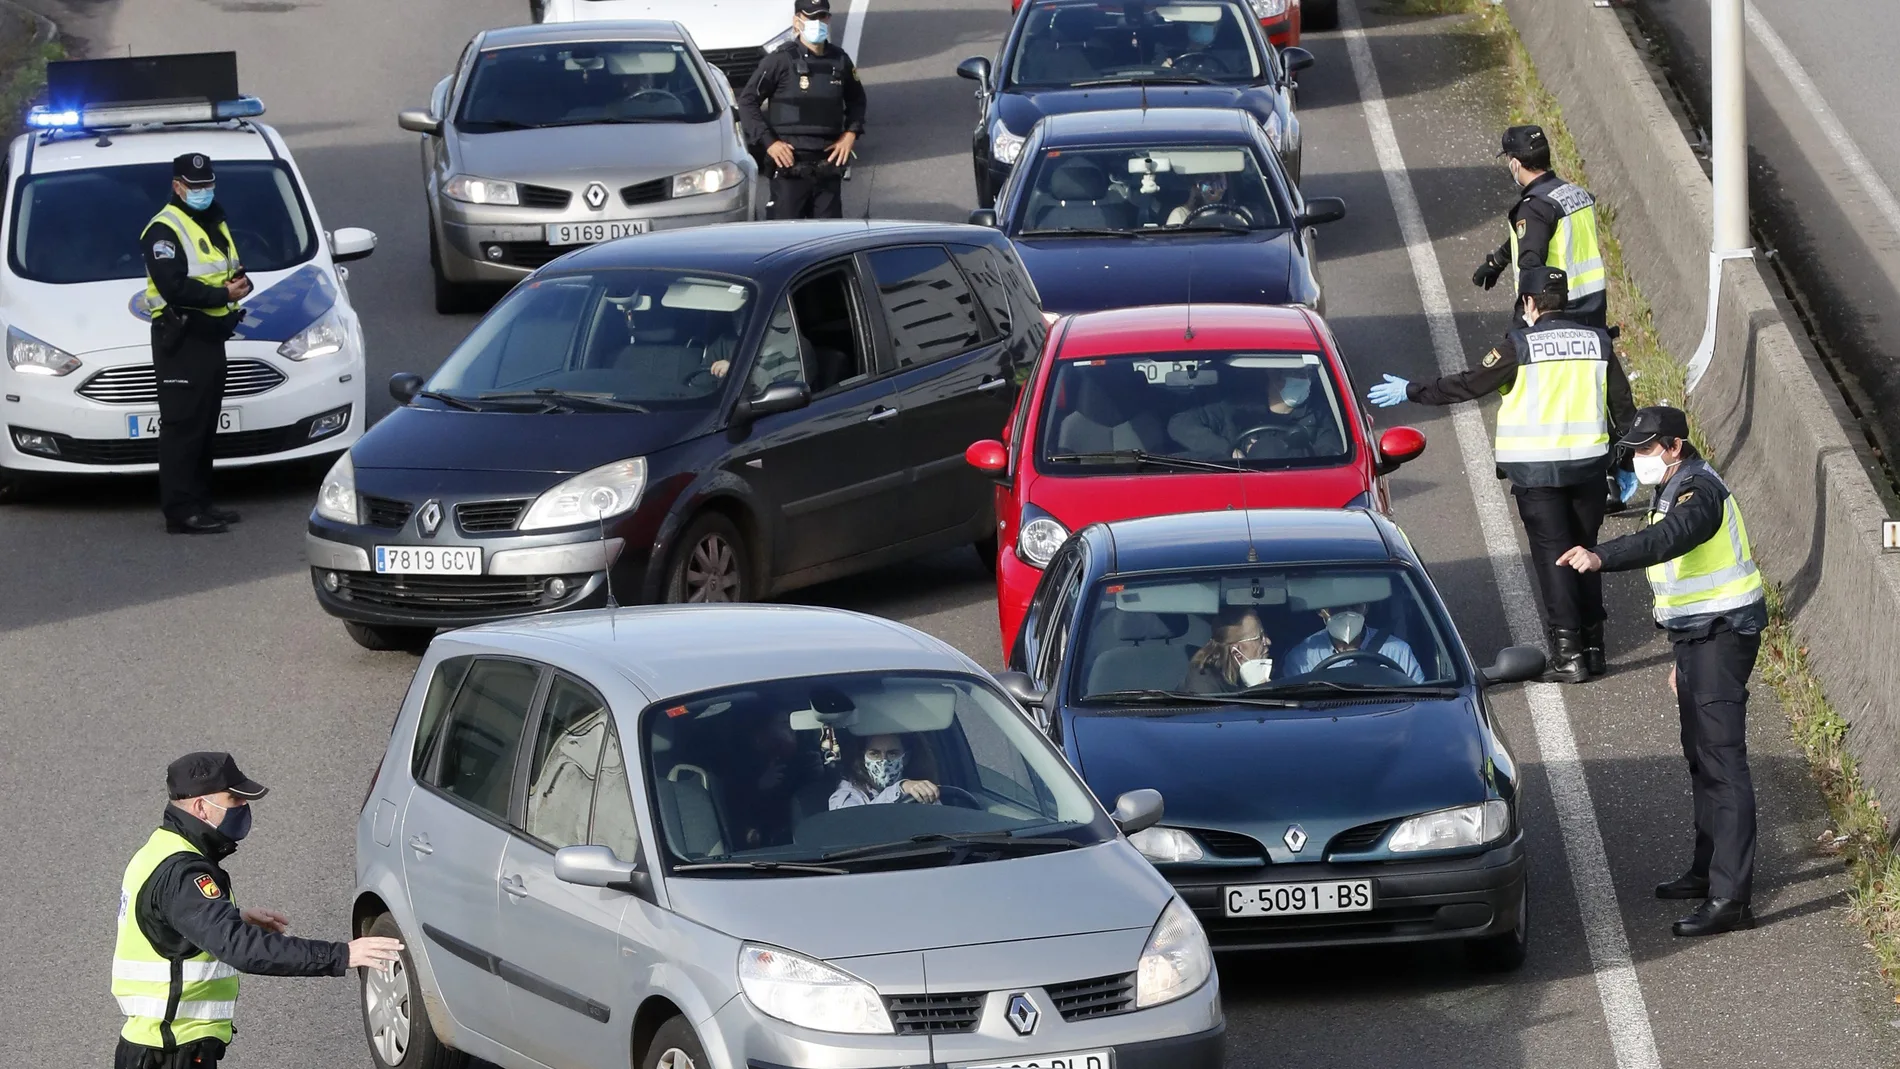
[1644,460,1765,624]
[112,828,239,1048]
[1510,181,1606,305]
[1493,324,1611,465]
[142,204,239,318]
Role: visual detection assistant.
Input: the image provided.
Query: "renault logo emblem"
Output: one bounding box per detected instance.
[1283,824,1308,853]
[583,181,609,210]
[1005,993,1039,1036]
[417,500,443,538]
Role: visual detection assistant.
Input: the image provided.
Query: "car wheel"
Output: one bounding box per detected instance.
[1302,0,1338,31]
[361,913,467,1069]
[344,621,436,654]
[1466,887,1529,972]
[643,1016,711,1069]
[429,227,477,316]
[665,513,752,603]
[974,533,998,573]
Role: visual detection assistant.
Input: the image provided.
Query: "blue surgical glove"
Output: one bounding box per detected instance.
[1367,374,1411,408]
[1616,468,1640,505]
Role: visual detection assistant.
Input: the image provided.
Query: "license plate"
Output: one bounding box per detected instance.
[126,409,241,438]
[373,546,482,575]
[1224,880,1373,917]
[545,219,650,246]
[962,1051,1111,1069]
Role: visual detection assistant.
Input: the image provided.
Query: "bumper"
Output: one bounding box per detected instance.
[437,187,754,282]
[1171,833,1527,952]
[743,1026,1223,1069]
[995,544,1040,658]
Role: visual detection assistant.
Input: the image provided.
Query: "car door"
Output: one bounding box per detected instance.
[727,260,904,575]
[399,656,544,1045]
[493,672,633,1066]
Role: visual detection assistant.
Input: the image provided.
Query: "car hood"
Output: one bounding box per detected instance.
[1068,698,1487,864]
[1012,232,1296,314]
[545,0,787,50]
[1027,467,1370,531]
[5,262,330,356]
[350,405,712,474]
[995,84,1274,133]
[662,842,1171,959]
[451,120,731,187]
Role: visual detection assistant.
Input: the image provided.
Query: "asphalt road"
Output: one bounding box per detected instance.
[3,0,1898,1066]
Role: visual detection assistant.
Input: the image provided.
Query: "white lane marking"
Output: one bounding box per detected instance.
[1744,1,1900,244]
[843,0,871,62]
[1338,3,1664,1068]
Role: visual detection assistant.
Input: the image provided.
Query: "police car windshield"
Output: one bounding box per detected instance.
[1017,145,1283,234]
[1008,0,1264,88]
[8,160,315,285]
[425,270,756,410]
[457,41,719,130]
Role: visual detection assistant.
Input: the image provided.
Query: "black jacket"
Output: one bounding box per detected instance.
[1488,172,1607,327]
[142,197,239,317]
[737,42,867,152]
[1591,458,1769,639]
[134,806,349,977]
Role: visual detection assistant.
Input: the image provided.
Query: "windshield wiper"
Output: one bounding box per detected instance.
[820,832,1081,864]
[1044,449,1241,474]
[1169,222,1255,235]
[1071,74,1222,87]
[1086,688,1300,709]
[672,860,849,876]
[1016,227,1139,239]
[1238,680,1461,700]
[460,118,540,131]
[541,116,682,127]
[478,389,650,413]
[417,390,481,411]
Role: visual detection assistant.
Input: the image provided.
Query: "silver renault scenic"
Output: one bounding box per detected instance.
[352,605,1223,1069]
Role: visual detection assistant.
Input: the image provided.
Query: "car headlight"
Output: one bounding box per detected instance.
[314,451,360,525]
[1134,898,1212,1009]
[673,161,746,198]
[1128,827,1205,864]
[278,308,347,361]
[1262,110,1284,151]
[443,174,520,206]
[991,120,1026,166]
[738,943,894,1034]
[520,457,648,531]
[1250,0,1290,17]
[6,326,81,376]
[1016,508,1068,568]
[1387,800,1510,853]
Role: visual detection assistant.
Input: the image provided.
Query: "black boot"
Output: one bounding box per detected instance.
[1582,622,1606,678]
[1544,628,1589,684]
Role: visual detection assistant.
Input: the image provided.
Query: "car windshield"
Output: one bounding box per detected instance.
[1038,351,1350,470]
[426,270,755,409]
[1075,565,1462,702]
[1008,0,1263,88]
[1017,145,1283,233]
[8,161,315,285]
[642,671,1109,874]
[457,40,719,130]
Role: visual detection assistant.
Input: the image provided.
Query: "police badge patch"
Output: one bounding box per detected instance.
[1482,348,1502,368]
[195,874,222,899]
[1514,218,1527,238]
[151,240,177,260]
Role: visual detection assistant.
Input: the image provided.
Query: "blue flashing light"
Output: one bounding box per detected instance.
[214,96,266,120]
[26,108,81,129]
[25,95,265,133]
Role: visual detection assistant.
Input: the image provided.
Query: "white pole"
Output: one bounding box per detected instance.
[1685,0,1754,392]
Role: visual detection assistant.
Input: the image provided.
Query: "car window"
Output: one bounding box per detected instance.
[1017,144,1283,234]
[866,246,985,367]
[588,720,642,863]
[457,40,719,129]
[1007,0,1262,88]
[746,295,803,397]
[996,241,1047,353]
[787,266,873,394]
[412,656,475,778]
[522,674,611,850]
[429,659,543,819]
[1035,554,1086,688]
[950,244,1011,336]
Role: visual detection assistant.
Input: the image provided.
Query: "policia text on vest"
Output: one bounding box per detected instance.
[1472,125,1607,329]
[737,0,867,221]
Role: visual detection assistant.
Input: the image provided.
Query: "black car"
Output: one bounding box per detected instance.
[997,508,1545,967]
[306,221,1046,650]
[959,0,1311,208]
[974,107,1344,314]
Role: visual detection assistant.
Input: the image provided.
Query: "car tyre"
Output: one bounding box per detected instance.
[344,621,436,654]
[643,1016,711,1069]
[429,227,478,316]
[1466,887,1529,972]
[665,512,752,603]
[1303,0,1339,31]
[360,913,467,1069]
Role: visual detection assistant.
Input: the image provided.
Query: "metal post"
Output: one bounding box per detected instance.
[1686,0,1754,392]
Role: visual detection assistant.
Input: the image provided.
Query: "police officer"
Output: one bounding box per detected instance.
[1472,125,1608,329]
[1557,407,1766,937]
[143,153,251,535]
[112,753,403,1068]
[1368,267,1635,682]
[739,0,867,219]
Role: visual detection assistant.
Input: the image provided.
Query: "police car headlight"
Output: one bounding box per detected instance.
[278,309,347,361]
[315,452,360,525]
[672,161,745,198]
[1016,506,1068,568]
[521,457,647,531]
[443,175,520,206]
[6,326,81,377]
[990,121,1026,166]
[1388,800,1510,853]
[1248,0,1290,18]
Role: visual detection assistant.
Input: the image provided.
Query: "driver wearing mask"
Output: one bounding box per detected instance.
[1167,171,1235,226]
[1159,16,1221,69]
[829,732,941,808]
[1166,367,1343,459]
[1283,604,1426,682]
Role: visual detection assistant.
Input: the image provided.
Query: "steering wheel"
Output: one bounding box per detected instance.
[625,88,683,111]
[1167,51,1232,75]
[895,784,982,809]
[1185,201,1255,227]
[1307,649,1410,675]
[1232,422,1300,458]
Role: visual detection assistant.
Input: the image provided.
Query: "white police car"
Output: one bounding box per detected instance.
[0,54,376,499]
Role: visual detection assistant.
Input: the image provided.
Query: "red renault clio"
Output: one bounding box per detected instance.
[968,303,1426,653]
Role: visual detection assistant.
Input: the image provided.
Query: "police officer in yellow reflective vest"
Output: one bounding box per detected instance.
[1471,125,1608,329]
[1367,267,1635,682]
[1559,407,1767,939]
[142,153,252,535]
[113,753,403,1068]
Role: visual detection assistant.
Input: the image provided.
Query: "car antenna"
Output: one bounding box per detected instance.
[599,509,618,636]
[1184,252,1195,341]
[1141,82,1148,111]
[860,160,876,225]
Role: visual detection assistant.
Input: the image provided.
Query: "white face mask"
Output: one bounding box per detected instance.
[1279,377,1311,407]
[1238,658,1274,687]
[864,752,905,789]
[1326,610,1366,648]
[1632,453,1670,486]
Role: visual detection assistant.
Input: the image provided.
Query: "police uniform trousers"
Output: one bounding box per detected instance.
[154,322,229,524]
[1511,479,1608,630]
[769,164,844,220]
[1674,622,1761,901]
[115,1037,226,1069]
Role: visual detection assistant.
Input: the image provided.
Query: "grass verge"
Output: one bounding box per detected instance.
[0,5,61,141]
[1385,0,1900,993]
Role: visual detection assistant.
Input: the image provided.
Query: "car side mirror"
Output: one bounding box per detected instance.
[967,208,999,228]
[1375,426,1426,475]
[389,372,424,405]
[957,56,992,88]
[995,670,1047,710]
[553,845,652,897]
[965,439,1008,473]
[1112,789,1165,835]
[1281,46,1315,75]
[733,381,810,426]
[397,109,443,136]
[1482,645,1547,686]
[1296,196,1347,228]
[331,227,377,263]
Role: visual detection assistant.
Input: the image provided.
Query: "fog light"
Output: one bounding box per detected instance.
[322,570,340,592]
[11,429,58,456]
[486,245,504,261]
[307,406,350,439]
[545,576,568,599]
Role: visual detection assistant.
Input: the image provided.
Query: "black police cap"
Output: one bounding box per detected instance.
[1497,125,1548,160]
[1520,265,1568,298]
[167,751,267,800]
[173,152,215,186]
[1618,406,1692,450]
[795,0,831,15]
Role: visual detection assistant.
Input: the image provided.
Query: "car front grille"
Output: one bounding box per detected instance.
[10,406,347,465]
[700,45,766,86]
[1193,828,1266,859]
[326,571,587,616]
[519,183,573,209]
[621,178,669,206]
[1328,820,1393,855]
[362,495,414,529]
[488,241,569,270]
[76,359,287,405]
[456,499,528,533]
[1046,973,1135,1022]
[885,991,983,1035]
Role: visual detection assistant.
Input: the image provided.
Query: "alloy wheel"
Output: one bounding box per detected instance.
[684,533,741,602]
[364,957,412,1064]
[655,1049,698,1069]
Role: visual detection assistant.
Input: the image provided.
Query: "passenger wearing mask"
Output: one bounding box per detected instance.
[1282,605,1426,682]
[1167,368,1341,460]
[1183,607,1274,693]
[829,732,941,808]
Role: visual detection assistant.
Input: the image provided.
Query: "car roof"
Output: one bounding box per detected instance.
[476,20,691,47]
[1040,107,1257,147]
[1089,509,1401,575]
[553,219,1005,275]
[444,604,986,701]
[1055,304,1323,359]
[18,122,278,176]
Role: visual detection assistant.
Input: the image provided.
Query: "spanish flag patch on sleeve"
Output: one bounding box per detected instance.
[195,874,222,900]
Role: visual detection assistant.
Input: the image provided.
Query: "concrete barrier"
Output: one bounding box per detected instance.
[1499,0,1900,818]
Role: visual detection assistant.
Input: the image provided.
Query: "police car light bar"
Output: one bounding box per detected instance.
[27,95,264,130]
[31,52,261,131]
